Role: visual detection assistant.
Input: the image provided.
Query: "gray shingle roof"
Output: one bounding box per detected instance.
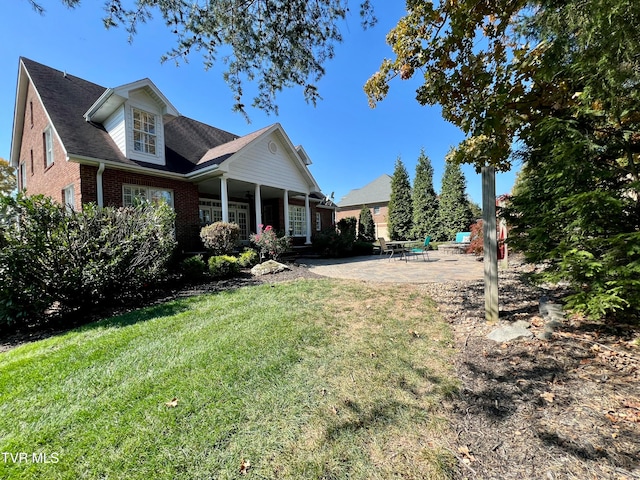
[21,57,241,174]
[337,174,392,207]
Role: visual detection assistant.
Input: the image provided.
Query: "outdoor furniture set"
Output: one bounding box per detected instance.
[379,231,471,261]
[378,237,431,262]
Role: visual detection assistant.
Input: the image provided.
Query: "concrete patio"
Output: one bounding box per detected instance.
[298,250,486,283]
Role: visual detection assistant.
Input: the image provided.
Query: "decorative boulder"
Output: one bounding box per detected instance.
[250,260,290,276]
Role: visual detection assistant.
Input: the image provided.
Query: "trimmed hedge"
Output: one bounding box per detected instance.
[208,255,240,278]
[200,222,240,255]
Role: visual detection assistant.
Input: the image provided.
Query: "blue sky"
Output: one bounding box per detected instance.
[0,1,518,205]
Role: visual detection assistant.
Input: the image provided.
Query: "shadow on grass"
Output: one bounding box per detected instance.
[0,275,263,352]
[324,399,410,441]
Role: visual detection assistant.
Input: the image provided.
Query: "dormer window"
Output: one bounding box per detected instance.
[132,108,156,155]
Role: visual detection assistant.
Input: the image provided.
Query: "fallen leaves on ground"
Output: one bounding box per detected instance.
[540,391,555,403]
[458,445,476,463]
[165,398,179,408]
[239,459,251,475]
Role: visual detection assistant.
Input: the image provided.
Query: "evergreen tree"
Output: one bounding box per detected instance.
[388,158,413,240]
[437,158,473,242]
[411,149,439,240]
[468,199,482,220]
[357,205,375,242]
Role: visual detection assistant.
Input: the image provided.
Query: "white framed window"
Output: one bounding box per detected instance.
[19,162,27,190]
[373,206,380,215]
[63,184,75,211]
[123,185,174,208]
[316,212,322,231]
[44,127,54,167]
[132,108,157,155]
[289,205,307,237]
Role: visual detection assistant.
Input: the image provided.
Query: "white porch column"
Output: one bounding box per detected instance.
[283,190,290,235]
[304,193,312,244]
[254,184,262,229]
[220,176,229,222]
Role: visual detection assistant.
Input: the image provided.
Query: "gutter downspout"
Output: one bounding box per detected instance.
[97,163,105,207]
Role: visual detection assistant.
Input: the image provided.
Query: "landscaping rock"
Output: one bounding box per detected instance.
[251,260,290,276]
[538,297,565,340]
[487,323,534,342]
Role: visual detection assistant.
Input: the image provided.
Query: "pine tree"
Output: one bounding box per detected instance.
[437,159,473,242]
[388,157,413,240]
[357,205,375,242]
[411,149,439,240]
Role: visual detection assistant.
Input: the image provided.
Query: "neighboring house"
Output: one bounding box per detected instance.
[10,58,336,251]
[336,174,391,240]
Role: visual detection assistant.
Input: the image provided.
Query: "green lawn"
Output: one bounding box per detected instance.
[0,279,458,479]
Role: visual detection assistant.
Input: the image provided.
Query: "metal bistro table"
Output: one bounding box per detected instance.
[385,240,419,262]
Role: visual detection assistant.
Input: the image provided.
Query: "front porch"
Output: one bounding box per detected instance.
[196,176,318,247]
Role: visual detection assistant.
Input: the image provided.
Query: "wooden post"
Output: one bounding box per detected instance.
[482,166,499,323]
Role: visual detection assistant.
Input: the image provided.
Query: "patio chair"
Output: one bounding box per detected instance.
[411,235,431,261]
[378,237,399,261]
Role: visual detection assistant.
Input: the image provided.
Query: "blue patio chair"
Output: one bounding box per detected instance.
[411,236,431,261]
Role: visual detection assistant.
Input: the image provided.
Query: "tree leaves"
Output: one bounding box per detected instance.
[29,0,376,119]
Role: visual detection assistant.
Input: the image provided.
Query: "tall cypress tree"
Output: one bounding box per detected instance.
[358,205,376,242]
[411,149,439,240]
[388,157,413,240]
[437,158,473,241]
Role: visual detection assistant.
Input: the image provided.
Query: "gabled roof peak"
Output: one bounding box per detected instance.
[84,77,179,123]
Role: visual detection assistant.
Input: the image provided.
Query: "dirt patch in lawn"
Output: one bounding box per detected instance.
[420,257,640,479]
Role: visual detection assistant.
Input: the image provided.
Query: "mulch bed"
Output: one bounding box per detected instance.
[420,258,640,479]
[2,260,638,479]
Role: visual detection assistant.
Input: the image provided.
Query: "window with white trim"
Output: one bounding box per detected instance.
[44,127,54,168]
[132,108,157,155]
[316,212,322,231]
[289,205,307,236]
[123,185,174,208]
[63,184,75,211]
[19,162,26,190]
[373,206,380,215]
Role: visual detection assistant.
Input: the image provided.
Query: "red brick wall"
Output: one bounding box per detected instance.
[17,82,81,209]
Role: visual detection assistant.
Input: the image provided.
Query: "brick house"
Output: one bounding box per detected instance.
[10,57,336,250]
[336,174,391,240]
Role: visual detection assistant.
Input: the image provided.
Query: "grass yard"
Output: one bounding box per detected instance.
[0,279,458,479]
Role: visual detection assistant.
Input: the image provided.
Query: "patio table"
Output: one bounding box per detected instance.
[385,240,419,261]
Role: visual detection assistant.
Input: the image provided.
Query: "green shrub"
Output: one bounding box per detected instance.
[200,222,241,255]
[181,255,208,279]
[238,248,259,268]
[312,218,359,258]
[0,194,177,327]
[208,255,240,278]
[352,240,375,256]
